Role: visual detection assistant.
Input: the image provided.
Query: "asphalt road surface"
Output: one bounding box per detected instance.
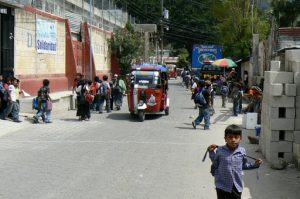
[0,79,300,199]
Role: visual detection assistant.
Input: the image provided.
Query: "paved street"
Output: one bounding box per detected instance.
[0,79,300,199]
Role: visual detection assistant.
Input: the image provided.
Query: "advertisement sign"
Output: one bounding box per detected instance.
[36,19,57,54]
[192,44,222,69]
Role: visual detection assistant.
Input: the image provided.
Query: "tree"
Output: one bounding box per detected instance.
[108,23,143,76]
[176,48,190,69]
[271,0,300,27]
[213,0,270,59]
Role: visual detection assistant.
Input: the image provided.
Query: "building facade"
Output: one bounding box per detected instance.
[0,0,127,95]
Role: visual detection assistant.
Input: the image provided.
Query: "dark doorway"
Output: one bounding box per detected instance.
[0,5,14,77]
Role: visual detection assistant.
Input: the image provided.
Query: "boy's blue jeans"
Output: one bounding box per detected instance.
[36,102,52,122]
[99,96,110,113]
[194,107,210,129]
[233,101,239,116]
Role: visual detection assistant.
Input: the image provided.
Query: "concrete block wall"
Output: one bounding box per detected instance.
[261,49,300,168]
[261,58,298,166]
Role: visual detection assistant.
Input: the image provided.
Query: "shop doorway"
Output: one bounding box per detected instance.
[0,5,14,77]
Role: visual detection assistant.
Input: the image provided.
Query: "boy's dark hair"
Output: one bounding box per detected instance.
[43,79,50,87]
[103,75,108,81]
[225,124,242,137]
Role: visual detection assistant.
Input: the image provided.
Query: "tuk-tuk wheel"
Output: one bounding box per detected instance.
[138,111,145,122]
[165,107,169,115]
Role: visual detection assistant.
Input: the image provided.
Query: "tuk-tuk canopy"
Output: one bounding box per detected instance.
[132,64,168,73]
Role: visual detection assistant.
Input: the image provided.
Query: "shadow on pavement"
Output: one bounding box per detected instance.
[181,107,197,110]
[175,126,196,130]
[60,118,80,122]
[106,112,134,121]
[212,110,232,124]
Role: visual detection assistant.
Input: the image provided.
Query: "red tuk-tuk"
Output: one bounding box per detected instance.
[127,64,170,122]
[167,64,177,79]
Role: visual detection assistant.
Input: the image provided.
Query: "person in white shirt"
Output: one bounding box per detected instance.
[0,77,21,122]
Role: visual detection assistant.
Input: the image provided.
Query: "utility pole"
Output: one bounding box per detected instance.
[160,0,164,65]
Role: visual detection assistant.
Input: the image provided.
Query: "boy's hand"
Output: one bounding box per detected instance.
[255,159,263,167]
[208,144,218,151]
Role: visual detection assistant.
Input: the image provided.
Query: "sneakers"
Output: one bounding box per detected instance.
[204,127,210,130]
[13,119,22,123]
[192,121,196,129]
[33,116,39,123]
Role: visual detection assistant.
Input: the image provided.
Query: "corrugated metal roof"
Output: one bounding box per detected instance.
[279,27,300,37]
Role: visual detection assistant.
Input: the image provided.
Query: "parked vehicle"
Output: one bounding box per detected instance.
[127,64,170,122]
[166,64,177,79]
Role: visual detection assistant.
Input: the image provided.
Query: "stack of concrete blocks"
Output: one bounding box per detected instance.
[260,49,300,168]
[260,67,295,167]
[287,50,300,168]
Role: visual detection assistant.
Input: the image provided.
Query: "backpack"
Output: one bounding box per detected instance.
[221,85,229,96]
[99,82,109,96]
[194,90,207,106]
[32,97,39,110]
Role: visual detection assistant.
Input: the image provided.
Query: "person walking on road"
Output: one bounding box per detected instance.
[112,74,126,110]
[230,83,242,116]
[33,79,52,123]
[98,75,111,113]
[220,81,229,108]
[208,124,262,199]
[192,80,211,130]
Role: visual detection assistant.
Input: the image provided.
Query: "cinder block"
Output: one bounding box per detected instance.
[295,119,300,131]
[286,49,300,62]
[270,130,294,141]
[296,97,300,108]
[294,72,300,96]
[265,71,294,84]
[268,152,293,163]
[263,95,295,108]
[269,107,295,119]
[285,84,296,96]
[294,131,300,144]
[291,61,300,73]
[296,108,300,118]
[270,118,295,130]
[270,60,281,71]
[269,141,293,153]
[264,83,283,96]
[293,143,300,157]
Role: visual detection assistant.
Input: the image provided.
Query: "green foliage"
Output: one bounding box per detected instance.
[108,22,143,76]
[213,0,270,59]
[176,48,190,68]
[271,0,300,27]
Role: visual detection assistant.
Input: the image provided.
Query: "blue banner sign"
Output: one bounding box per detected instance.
[192,45,222,69]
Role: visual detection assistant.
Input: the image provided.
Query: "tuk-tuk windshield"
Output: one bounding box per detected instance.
[132,70,161,88]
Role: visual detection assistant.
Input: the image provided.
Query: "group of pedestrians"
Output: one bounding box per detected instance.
[187,71,254,130]
[0,75,22,122]
[73,73,126,121]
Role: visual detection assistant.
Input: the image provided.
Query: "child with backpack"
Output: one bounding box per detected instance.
[33,79,52,123]
[98,75,111,113]
[230,83,242,116]
[208,124,262,199]
[192,80,211,130]
[220,81,229,108]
